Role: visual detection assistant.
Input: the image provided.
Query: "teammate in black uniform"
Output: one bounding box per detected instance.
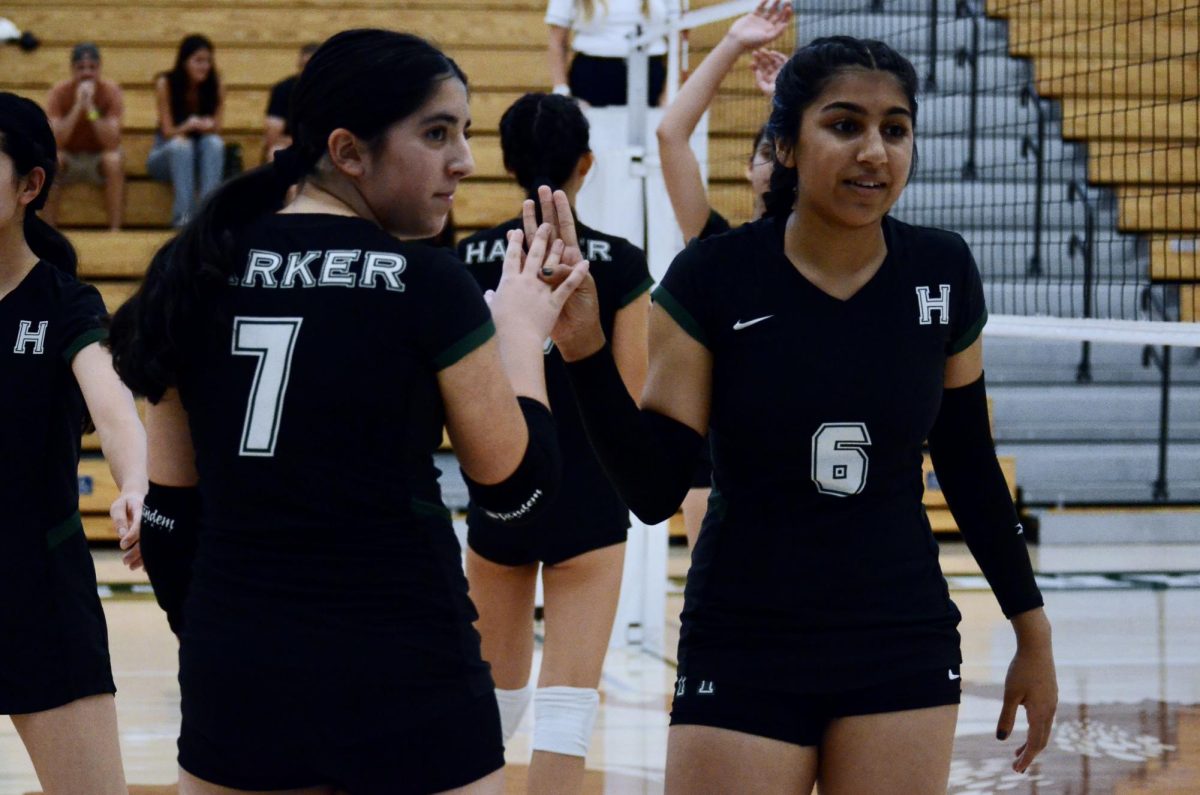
[0,93,147,795]
[457,93,651,795]
[108,31,587,794]
[656,0,791,547]
[547,38,1059,793]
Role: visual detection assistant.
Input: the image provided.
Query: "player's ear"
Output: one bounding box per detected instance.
[576,151,595,182]
[774,140,796,168]
[325,128,367,178]
[17,166,46,209]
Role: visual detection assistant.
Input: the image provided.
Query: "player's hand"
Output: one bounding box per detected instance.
[75,80,96,108]
[522,185,584,269]
[998,610,1058,774]
[492,224,590,344]
[195,116,216,133]
[726,0,792,53]
[111,490,145,571]
[751,49,789,98]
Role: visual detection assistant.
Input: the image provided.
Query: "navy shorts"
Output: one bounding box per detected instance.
[0,527,115,715]
[670,666,962,747]
[468,512,627,567]
[179,650,503,793]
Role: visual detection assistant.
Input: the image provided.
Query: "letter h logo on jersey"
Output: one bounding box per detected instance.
[915,284,951,326]
[13,320,48,355]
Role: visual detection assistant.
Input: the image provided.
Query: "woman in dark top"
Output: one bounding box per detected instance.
[0,92,146,795]
[548,36,1057,793]
[655,0,790,547]
[147,34,226,227]
[457,92,650,795]
[110,30,586,795]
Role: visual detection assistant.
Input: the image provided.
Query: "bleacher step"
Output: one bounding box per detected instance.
[1034,506,1200,545]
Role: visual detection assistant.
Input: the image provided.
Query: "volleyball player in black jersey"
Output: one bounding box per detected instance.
[0,93,147,795]
[656,0,790,547]
[108,31,588,794]
[457,92,650,795]
[546,38,1059,793]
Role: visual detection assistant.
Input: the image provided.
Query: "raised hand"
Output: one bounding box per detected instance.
[491,224,589,344]
[726,0,793,53]
[751,49,789,98]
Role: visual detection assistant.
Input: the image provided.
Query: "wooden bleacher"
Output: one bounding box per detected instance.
[987,0,1199,329]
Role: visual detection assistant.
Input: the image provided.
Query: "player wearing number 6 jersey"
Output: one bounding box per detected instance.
[546,36,1058,794]
[108,31,587,794]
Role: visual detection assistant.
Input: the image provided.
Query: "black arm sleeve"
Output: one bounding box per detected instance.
[565,344,704,524]
[928,374,1043,618]
[462,397,562,525]
[139,482,200,635]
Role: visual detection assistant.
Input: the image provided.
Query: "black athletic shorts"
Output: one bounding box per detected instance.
[569,53,667,107]
[0,524,115,715]
[178,654,504,793]
[467,515,626,567]
[670,666,962,747]
[690,436,713,490]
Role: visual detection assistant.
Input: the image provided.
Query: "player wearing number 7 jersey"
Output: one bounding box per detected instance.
[547,36,1058,794]
[108,31,587,794]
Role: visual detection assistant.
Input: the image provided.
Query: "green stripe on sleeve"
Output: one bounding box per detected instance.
[652,285,710,349]
[433,318,495,370]
[62,328,108,364]
[949,309,988,355]
[47,511,84,550]
[617,276,654,309]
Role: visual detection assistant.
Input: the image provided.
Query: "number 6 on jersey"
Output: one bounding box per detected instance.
[232,317,303,457]
[811,422,872,497]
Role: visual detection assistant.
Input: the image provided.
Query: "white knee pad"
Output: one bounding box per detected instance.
[495,682,534,743]
[532,686,600,758]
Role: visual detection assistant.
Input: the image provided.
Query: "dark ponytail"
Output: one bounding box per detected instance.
[0,93,79,276]
[764,36,919,218]
[109,29,467,402]
[499,93,590,201]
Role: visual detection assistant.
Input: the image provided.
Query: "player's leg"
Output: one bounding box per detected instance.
[11,693,127,795]
[527,542,625,795]
[465,548,539,741]
[666,726,818,795]
[817,704,957,794]
[680,487,709,550]
[99,147,125,230]
[178,768,337,795]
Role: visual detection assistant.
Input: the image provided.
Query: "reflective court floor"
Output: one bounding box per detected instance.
[2,543,1199,794]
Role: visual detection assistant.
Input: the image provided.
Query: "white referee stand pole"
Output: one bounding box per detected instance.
[571,11,709,654]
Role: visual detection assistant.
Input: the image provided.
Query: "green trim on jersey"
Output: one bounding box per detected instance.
[433,318,496,371]
[46,511,83,550]
[411,498,452,521]
[62,328,108,364]
[950,309,988,355]
[652,285,710,349]
[617,276,654,309]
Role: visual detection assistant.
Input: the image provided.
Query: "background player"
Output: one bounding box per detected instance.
[544,37,1058,793]
[457,92,651,795]
[655,0,790,548]
[0,92,146,795]
[109,30,587,794]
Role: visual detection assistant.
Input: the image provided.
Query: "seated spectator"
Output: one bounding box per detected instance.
[147,34,225,228]
[546,0,674,107]
[43,43,125,230]
[262,41,320,162]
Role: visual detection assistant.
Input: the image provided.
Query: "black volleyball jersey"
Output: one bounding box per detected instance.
[1,262,106,557]
[173,214,494,686]
[459,218,652,535]
[656,214,986,693]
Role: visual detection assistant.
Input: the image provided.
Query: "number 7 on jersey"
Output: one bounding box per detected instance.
[232,317,303,457]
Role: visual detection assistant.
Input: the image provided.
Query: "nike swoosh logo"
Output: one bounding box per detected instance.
[733,315,774,331]
[948,670,961,680]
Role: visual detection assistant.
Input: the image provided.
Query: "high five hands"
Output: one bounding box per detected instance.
[520,185,605,361]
